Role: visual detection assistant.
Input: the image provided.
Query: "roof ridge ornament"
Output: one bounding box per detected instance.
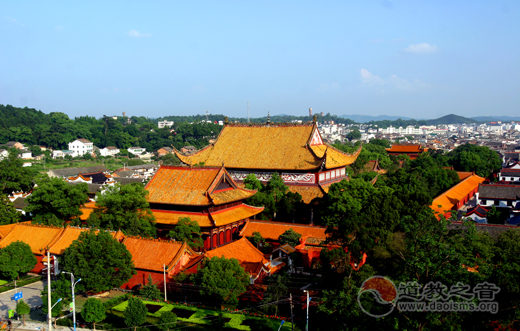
[267,112,270,126]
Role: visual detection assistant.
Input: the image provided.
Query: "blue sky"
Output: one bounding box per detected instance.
[1,1,519,119]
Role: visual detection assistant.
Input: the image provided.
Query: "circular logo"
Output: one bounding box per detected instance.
[357,276,398,318]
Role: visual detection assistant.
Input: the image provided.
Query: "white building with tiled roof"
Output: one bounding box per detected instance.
[68,138,94,157]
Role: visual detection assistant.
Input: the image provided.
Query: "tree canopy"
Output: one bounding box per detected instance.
[87,183,156,237]
[168,217,203,249]
[0,194,21,225]
[81,298,106,330]
[61,230,136,293]
[25,175,89,226]
[193,256,249,305]
[124,297,148,331]
[0,241,37,280]
[278,229,302,247]
[0,149,34,196]
[447,144,502,178]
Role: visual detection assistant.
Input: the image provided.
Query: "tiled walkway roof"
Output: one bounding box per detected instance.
[431,174,486,216]
[239,220,328,242]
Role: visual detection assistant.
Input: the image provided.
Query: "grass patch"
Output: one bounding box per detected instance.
[111,299,292,330]
[0,280,8,286]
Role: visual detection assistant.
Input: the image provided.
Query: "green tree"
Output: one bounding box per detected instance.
[140,274,162,300]
[0,149,34,196]
[278,229,302,247]
[346,129,362,141]
[262,274,288,317]
[161,153,180,165]
[61,230,136,293]
[0,241,37,280]
[247,231,265,247]
[87,183,156,237]
[41,294,64,321]
[25,176,89,226]
[320,178,402,261]
[124,297,148,331]
[16,299,31,325]
[448,144,502,178]
[0,194,20,225]
[157,311,177,331]
[168,217,203,249]
[81,298,106,330]
[193,256,249,305]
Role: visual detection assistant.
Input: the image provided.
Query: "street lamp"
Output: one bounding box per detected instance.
[51,298,63,310]
[63,272,81,331]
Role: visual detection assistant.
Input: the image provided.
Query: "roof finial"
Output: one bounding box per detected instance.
[267,112,271,125]
[313,114,318,123]
[224,116,229,125]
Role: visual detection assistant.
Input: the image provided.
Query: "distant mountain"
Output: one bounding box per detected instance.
[471,116,520,122]
[339,114,415,123]
[426,114,479,125]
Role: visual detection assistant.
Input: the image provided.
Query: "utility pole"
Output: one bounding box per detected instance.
[290,293,294,331]
[163,264,167,302]
[304,290,310,331]
[47,251,52,331]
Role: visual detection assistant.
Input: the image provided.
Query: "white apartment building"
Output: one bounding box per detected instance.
[100,146,120,157]
[128,147,145,155]
[158,120,174,129]
[68,139,94,157]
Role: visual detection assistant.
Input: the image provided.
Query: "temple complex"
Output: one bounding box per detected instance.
[174,121,361,203]
[144,166,264,250]
[385,144,427,160]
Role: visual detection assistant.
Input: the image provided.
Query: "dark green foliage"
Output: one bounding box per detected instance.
[81,298,106,330]
[124,297,148,331]
[42,294,64,318]
[0,194,20,224]
[0,149,34,196]
[248,317,277,331]
[25,175,89,226]
[193,256,249,305]
[278,229,302,247]
[0,241,37,280]
[140,274,162,300]
[262,274,288,317]
[87,183,156,237]
[320,178,402,260]
[346,129,361,141]
[168,217,203,248]
[448,143,502,178]
[247,231,265,247]
[161,153,180,165]
[157,311,177,331]
[244,173,303,220]
[61,230,136,293]
[16,299,31,325]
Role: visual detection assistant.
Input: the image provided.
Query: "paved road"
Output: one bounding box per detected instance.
[0,281,44,318]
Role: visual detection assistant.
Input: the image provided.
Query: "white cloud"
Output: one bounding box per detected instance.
[2,16,24,27]
[360,68,385,85]
[404,43,438,54]
[127,29,151,38]
[360,69,431,92]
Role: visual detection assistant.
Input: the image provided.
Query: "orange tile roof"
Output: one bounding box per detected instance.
[122,237,198,272]
[239,220,328,242]
[48,227,125,255]
[210,204,264,227]
[0,223,19,239]
[79,201,97,221]
[431,174,486,216]
[386,144,425,153]
[457,171,474,181]
[287,185,325,204]
[205,238,267,264]
[0,224,65,255]
[174,123,360,171]
[310,144,362,169]
[145,166,256,206]
[151,210,214,227]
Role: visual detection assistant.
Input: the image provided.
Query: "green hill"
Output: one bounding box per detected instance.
[426,114,481,125]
